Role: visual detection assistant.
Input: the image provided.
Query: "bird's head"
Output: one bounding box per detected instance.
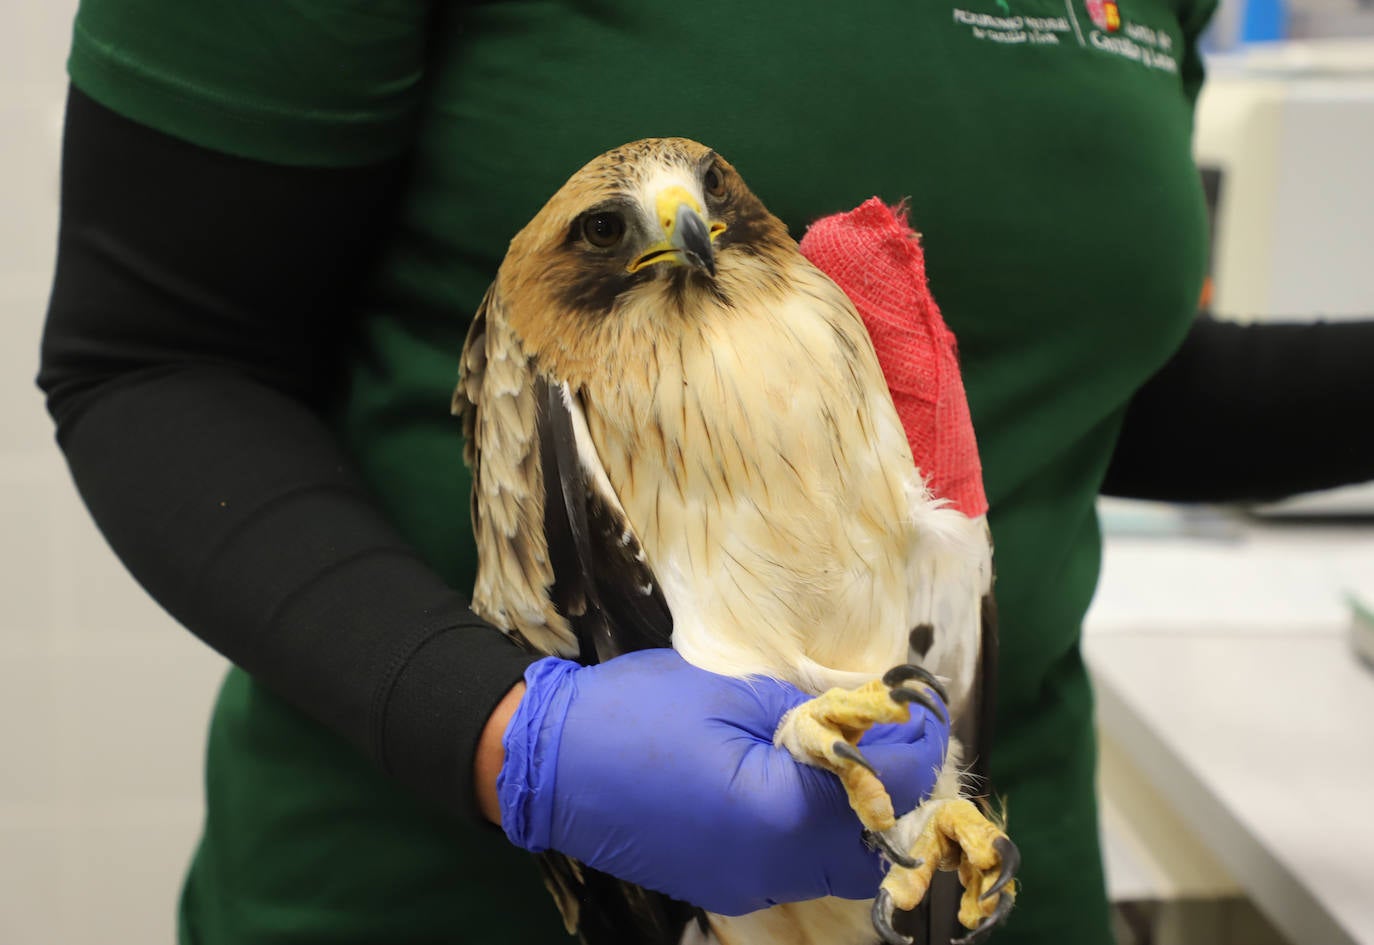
[495,138,794,369]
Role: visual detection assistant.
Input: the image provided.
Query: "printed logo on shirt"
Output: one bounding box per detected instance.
[950,0,1178,72]
[951,7,1072,45]
[1086,0,1122,32]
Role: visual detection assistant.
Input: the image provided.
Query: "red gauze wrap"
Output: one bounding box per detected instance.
[800,198,987,518]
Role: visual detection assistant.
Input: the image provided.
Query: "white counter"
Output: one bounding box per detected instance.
[1085,504,1374,945]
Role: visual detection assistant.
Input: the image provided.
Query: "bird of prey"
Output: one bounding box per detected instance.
[453,138,1018,945]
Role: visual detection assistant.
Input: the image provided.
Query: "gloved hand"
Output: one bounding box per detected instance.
[498,648,949,916]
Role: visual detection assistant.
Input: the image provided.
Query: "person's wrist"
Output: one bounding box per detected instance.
[496,657,582,849]
[475,679,526,824]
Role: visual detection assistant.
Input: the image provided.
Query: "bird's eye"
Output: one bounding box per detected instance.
[581,212,626,248]
[704,164,726,199]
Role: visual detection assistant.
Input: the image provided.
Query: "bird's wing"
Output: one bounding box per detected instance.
[536,852,708,945]
[533,379,689,944]
[457,289,690,945]
[916,583,998,945]
[456,284,673,662]
[454,286,574,655]
[970,583,999,788]
[900,526,999,945]
[539,379,673,663]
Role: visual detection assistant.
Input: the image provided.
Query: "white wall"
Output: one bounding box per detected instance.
[1,3,227,942]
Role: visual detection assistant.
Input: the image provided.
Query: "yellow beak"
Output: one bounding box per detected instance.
[628,185,726,276]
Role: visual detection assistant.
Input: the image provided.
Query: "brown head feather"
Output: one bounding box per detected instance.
[494,138,796,389]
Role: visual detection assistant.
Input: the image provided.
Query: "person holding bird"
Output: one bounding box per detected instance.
[39,2,1374,944]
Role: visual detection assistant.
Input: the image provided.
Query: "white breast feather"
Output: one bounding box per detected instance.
[577,265,988,701]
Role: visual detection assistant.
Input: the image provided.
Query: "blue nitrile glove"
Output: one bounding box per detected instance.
[498,648,949,916]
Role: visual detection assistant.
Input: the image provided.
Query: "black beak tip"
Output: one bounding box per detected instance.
[676,207,717,278]
[688,252,717,277]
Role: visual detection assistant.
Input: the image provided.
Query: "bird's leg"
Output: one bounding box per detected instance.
[774,666,948,867]
[872,798,1019,945]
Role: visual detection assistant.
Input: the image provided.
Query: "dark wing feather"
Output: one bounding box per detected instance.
[458,295,692,942]
[972,591,1000,787]
[538,377,673,664]
[536,852,708,945]
[527,378,691,944]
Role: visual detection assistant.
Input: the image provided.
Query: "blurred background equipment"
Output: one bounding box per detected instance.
[1206,0,1374,49]
[1193,35,1374,516]
[1195,38,1374,322]
[1095,21,1374,945]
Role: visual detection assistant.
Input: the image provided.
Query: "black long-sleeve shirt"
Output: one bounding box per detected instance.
[38,88,1374,816]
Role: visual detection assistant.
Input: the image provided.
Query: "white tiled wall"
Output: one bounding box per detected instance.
[2,3,227,943]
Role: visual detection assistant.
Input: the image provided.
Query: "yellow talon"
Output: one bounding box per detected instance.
[775,679,912,832]
[775,672,1020,941]
[880,798,1018,932]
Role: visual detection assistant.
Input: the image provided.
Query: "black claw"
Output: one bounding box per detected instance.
[888,685,949,726]
[832,740,878,775]
[871,888,914,945]
[951,889,1015,945]
[883,664,950,706]
[862,828,919,870]
[980,836,1021,901]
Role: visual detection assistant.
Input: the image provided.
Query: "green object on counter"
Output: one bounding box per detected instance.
[1350,593,1374,669]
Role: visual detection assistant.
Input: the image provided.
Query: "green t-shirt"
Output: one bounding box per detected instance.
[70,1,1213,942]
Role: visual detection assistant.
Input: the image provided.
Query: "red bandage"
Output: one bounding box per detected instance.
[800,198,986,518]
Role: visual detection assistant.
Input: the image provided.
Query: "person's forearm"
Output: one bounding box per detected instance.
[51,362,535,813]
[39,86,537,816]
[1104,316,1374,503]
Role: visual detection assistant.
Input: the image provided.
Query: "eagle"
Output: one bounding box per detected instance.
[453,138,1017,945]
